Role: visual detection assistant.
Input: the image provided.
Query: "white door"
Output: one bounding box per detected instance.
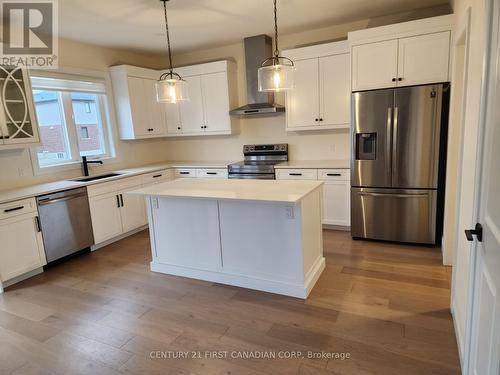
[88,192,123,244]
[351,39,398,91]
[120,187,147,233]
[144,79,166,136]
[397,32,451,87]
[179,75,205,134]
[319,53,350,128]
[0,213,45,281]
[286,58,319,129]
[322,181,350,226]
[127,77,150,136]
[202,72,231,133]
[467,2,500,373]
[164,103,182,134]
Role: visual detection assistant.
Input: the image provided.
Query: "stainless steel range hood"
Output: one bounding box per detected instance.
[229,35,285,116]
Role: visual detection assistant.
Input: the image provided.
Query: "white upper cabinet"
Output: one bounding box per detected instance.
[397,32,450,87]
[110,66,167,140]
[286,58,319,129]
[202,72,231,133]
[349,15,453,91]
[179,75,205,134]
[320,54,351,127]
[0,66,40,149]
[351,39,399,91]
[284,40,351,131]
[111,61,237,139]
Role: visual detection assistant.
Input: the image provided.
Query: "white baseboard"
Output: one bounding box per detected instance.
[150,256,325,299]
[0,267,44,293]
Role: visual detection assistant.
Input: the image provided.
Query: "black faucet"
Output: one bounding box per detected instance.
[82,156,103,176]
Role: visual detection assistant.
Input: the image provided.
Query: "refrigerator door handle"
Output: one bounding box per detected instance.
[392,106,399,184]
[358,192,429,198]
[386,107,392,178]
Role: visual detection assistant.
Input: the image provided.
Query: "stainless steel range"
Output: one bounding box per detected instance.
[228,144,288,179]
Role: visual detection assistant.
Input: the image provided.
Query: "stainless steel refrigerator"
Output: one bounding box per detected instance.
[351,83,449,244]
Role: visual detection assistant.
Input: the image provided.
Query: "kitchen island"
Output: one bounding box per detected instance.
[129,178,325,298]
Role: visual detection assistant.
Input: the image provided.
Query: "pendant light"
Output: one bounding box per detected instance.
[258,0,294,92]
[156,0,188,103]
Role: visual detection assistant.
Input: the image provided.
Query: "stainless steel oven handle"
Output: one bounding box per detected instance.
[358,192,429,198]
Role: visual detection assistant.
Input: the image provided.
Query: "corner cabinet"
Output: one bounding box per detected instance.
[110,66,167,140]
[110,61,238,140]
[349,15,452,91]
[0,66,40,149]
[166,61,239,136]
[284,41,351,131]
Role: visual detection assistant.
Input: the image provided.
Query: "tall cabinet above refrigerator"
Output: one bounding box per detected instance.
[351,83,449,245]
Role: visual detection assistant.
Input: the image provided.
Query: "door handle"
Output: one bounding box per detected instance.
[34,216,41,232]
[120,194,124,207]
[358,192,429,198]
[465,223,483,242]
[386,107,392,178]
[4,205,24,213]
[392,106,399,183]
[116,194,121,208]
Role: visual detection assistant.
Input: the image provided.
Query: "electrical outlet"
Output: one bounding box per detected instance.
[286,206,295,219]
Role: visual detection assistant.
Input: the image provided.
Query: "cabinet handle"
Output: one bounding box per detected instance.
[315,118,319,122]
[289,173,302,176]
[392,78,396,82]
[34,216,41,232]
[177,127,181,130]
[120,194,124,207]
[152,174,162,178]
[179,171,190,175]
[116,194,121,208]
[4,205,24,213]
[327,173,341,176]
[398,77,403,81]
[319,118,323,121]
[206,172,217,175]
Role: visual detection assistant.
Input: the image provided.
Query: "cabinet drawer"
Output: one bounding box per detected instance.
[0,198,37,220]
[141,169,173,185]
[196,168,228,179]
[175,168,197,178]
[276,169,318,180]
[318,169,350,181]
[87,175,142,197]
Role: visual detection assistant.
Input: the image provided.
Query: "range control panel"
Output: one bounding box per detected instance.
[243,144,288,154]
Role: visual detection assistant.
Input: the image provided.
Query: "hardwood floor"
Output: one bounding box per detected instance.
[0,229,460,375]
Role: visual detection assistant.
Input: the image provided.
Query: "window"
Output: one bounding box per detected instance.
[30,75,114,169]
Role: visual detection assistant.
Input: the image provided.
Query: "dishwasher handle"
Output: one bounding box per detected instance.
[37,191,88,205]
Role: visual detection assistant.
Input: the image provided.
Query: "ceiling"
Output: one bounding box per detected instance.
[59,0,450,54]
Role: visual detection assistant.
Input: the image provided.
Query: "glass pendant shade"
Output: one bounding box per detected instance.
[156,76,189,103]
[258,62,295,92]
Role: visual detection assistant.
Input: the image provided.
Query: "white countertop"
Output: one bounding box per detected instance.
[0,161,234,205]
[129,178,324,203]
[274,160,350,169]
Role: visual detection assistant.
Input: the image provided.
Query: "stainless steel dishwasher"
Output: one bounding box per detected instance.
[37,187,94,263]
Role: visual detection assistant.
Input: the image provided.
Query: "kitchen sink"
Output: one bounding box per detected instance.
[70,173,124,182]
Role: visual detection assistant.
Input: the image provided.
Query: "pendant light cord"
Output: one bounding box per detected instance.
[162,0,174,75]
[273,0,279,59]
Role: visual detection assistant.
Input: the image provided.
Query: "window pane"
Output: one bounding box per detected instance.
[33,90,72,167]
[70,92,106,157]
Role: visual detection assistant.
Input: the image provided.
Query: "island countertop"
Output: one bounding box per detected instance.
[129,178,323,203]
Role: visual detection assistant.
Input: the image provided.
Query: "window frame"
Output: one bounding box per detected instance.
[29,68,118,175]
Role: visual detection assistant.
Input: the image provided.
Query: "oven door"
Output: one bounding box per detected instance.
[228,173,275,180]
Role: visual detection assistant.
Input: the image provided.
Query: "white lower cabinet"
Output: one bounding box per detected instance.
[0,198,46,283]
[88,176,152,245]
[276,168,350,227]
